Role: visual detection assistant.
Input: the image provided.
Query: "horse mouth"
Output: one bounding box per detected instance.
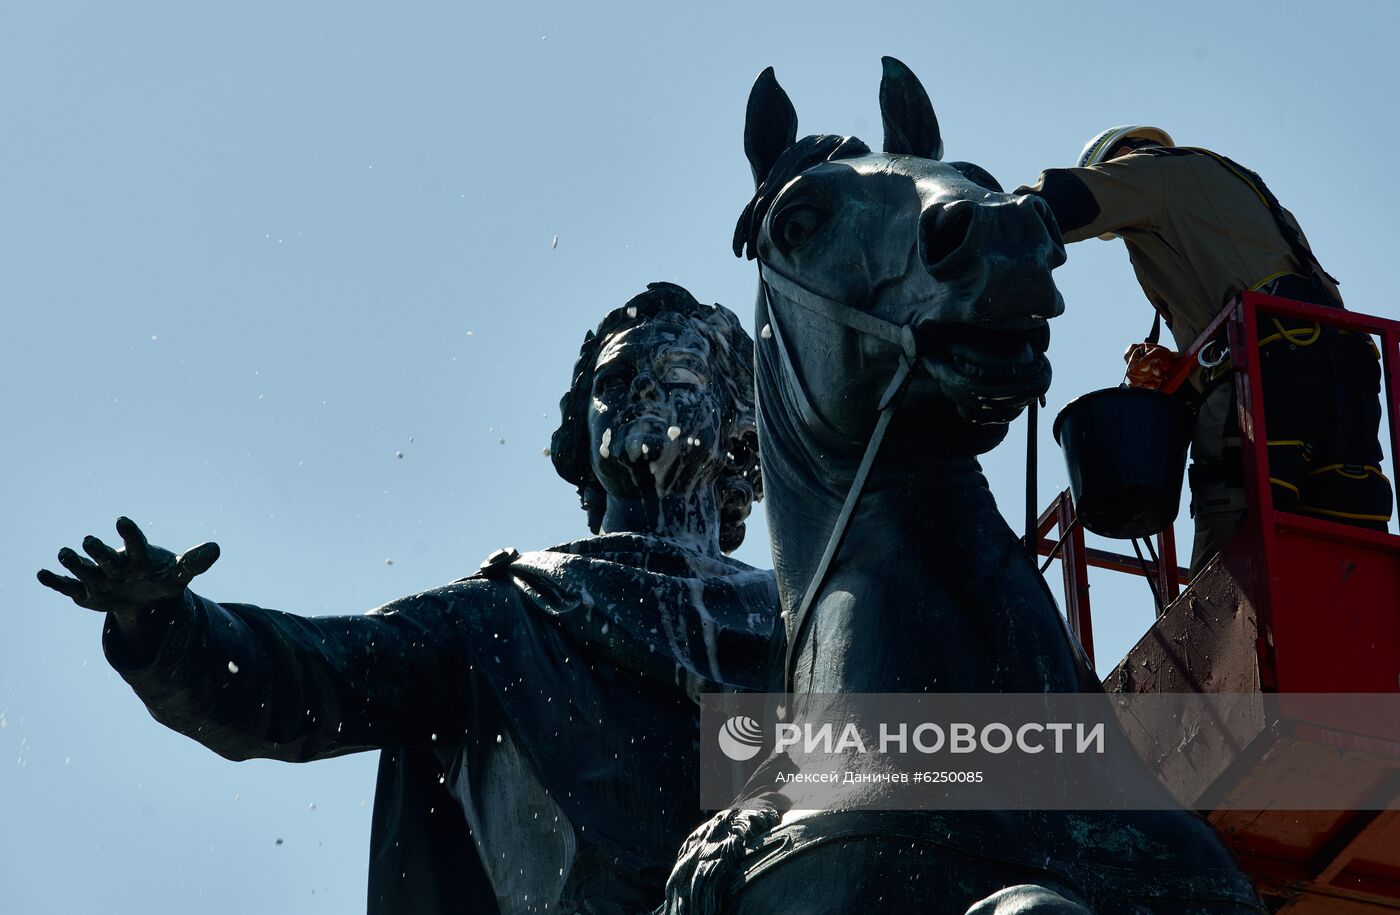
[916,322,1051,424]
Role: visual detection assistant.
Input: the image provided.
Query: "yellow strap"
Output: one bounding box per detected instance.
[1251,270,1293,290]
[1267,439,1309,448]
[1269,477,1301,496]
[1276,318,1321,346]
[1298,505,1394,523]
[1257,317,1321,349]
[1193,149,1273,210]
[1249,273,1382,358]
[1307,463,1390,482]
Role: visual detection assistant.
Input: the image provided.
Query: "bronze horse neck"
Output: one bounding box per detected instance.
[754,273,1091,697]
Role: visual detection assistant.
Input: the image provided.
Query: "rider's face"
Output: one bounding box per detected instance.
[587,316,727,499]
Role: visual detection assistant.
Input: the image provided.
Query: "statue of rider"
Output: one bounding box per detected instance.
[38,282,781,915]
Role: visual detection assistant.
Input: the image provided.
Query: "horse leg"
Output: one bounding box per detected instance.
[963,885,1094,914]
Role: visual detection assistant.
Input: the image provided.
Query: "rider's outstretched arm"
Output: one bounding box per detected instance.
[39,517,476,763]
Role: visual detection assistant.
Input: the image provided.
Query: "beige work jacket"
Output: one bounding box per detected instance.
[1017,147,1341,353]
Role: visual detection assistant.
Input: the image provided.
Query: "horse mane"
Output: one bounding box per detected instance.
[732,134,871,260]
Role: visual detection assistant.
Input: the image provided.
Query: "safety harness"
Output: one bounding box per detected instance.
[1126,148,1355,499]
[1145,152,1393,521]
[1187,148,1343,308]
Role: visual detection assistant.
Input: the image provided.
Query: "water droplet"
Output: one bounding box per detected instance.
[308,802,316,812]
[395,451,404,460]
[227,661,240,674]
[551,235,558,249]
[626,306,637,318]
[761,324,773,339]
[599,429,612,458]
[496,734,503,744]
[666,426,681,441]
[384,558,394,566]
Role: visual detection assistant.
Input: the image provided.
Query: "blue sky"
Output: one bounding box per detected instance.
[3,2,1397,911]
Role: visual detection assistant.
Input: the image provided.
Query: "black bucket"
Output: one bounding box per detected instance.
[1052,386,1194,539]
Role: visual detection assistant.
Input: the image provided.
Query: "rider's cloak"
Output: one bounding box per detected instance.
[102,532,780,915]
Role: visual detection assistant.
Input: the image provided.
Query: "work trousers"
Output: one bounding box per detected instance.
[1187,328,1392,574]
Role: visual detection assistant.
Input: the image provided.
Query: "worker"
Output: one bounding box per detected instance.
[1018,126,1392,573]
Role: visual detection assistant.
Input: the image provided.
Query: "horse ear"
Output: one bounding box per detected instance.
[744,67,798,186]
[879,56,943,160]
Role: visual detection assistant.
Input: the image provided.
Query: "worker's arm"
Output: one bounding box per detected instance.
[1015,152,1166,243]
[38,517,473,762]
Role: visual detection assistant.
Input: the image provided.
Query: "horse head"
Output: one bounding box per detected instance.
[737,57,1065,457]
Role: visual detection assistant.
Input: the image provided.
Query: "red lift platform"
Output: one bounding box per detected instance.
[1038,292,1400,911]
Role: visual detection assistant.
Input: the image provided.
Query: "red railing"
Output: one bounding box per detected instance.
[1037,292,1400,668]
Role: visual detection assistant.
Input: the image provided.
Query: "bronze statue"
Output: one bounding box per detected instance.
[665,59,1263,915]
[39,282,780,915]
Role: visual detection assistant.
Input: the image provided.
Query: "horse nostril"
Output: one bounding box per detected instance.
[919,200,977,275]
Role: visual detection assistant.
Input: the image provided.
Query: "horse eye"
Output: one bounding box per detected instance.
[772,203,828,253]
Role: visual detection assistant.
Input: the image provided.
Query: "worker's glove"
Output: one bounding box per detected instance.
[1123,342,1179,388]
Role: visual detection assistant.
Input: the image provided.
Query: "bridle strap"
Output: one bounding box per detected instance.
[759,265,919,693]
[759,265,917,358]
[782,357,914,692]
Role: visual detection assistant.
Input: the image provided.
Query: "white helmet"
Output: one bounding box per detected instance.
[1077,125,1175,168]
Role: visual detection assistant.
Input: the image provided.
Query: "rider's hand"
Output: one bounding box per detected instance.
[37,516,220,622]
